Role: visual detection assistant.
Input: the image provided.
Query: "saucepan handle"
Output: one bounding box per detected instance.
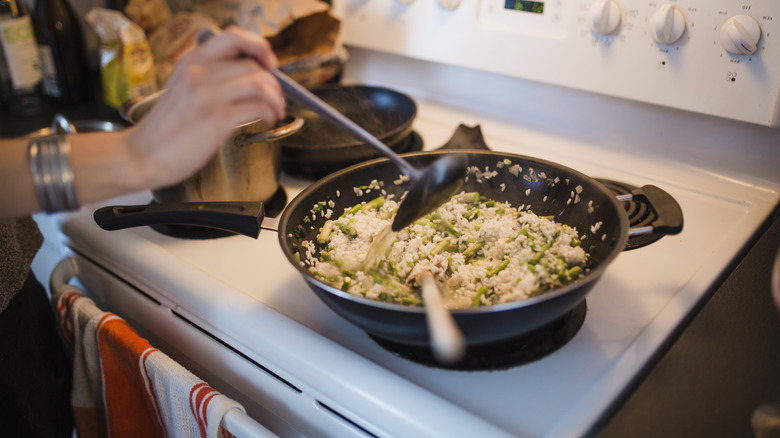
[241,115,304,143]
[619,185,684,236]
[93,202,265,238]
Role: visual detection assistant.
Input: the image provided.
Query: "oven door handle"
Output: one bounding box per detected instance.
[222,408,278,438]
[50,257,78,293]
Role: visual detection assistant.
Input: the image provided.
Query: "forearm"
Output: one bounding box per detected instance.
[0,137,41,219]
[0,130,148,221]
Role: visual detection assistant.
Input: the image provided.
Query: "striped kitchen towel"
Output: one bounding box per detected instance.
[54,287,245,438]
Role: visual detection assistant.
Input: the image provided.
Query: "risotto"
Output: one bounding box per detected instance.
[301,191,590,309]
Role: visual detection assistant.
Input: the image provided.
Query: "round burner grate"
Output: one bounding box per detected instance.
[596,178,665,250]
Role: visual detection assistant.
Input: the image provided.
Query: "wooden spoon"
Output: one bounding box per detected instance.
[420,271,466,364]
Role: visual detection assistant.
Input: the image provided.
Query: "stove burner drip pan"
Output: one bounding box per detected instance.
[371,300,587,371]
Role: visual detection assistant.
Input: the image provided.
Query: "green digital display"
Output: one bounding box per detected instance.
[504,0,545,14]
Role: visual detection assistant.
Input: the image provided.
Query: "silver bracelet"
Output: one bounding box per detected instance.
[28,134,80,213]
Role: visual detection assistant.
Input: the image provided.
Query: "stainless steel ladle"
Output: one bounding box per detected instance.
[270,71,468,231]
[197,29,468,231]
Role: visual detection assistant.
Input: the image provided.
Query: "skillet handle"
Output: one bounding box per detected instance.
[93,202,265,239]
[626,185,684,236]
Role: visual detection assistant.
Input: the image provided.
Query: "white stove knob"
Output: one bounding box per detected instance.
[438,0,462,10]
[590,0,622,35]
[649,4,686,45]
[720,15,762,55]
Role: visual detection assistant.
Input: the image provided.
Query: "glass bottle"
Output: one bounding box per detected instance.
[33,0,92,104]
[0,0,44,115]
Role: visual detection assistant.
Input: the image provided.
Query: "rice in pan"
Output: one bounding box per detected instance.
[302,191,590,309]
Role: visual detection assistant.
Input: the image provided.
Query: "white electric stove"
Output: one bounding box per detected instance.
[44,1,780,437]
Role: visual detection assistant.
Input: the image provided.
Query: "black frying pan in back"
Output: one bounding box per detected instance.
[281,85,417,178]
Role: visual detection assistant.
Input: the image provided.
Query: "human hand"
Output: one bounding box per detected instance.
[125,26,286,190]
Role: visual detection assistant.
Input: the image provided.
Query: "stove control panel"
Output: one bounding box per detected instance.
[334,0,780,127]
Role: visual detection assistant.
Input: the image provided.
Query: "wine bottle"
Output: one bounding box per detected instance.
[33,0,92,104]
[0,41,10,109]
[0,0,44,115]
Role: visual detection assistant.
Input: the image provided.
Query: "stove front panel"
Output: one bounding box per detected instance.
[334,0,780,127]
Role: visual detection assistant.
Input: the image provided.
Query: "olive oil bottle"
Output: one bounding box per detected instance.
[0,0,44,115]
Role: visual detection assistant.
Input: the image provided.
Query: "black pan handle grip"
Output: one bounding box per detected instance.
[93,202,265,239]
[631,185,684,235]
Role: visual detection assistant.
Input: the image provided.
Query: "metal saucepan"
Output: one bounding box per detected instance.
[94,92,301,238]
[280,85,417,178]
[278,150,683,348]
[121,90,303,204]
